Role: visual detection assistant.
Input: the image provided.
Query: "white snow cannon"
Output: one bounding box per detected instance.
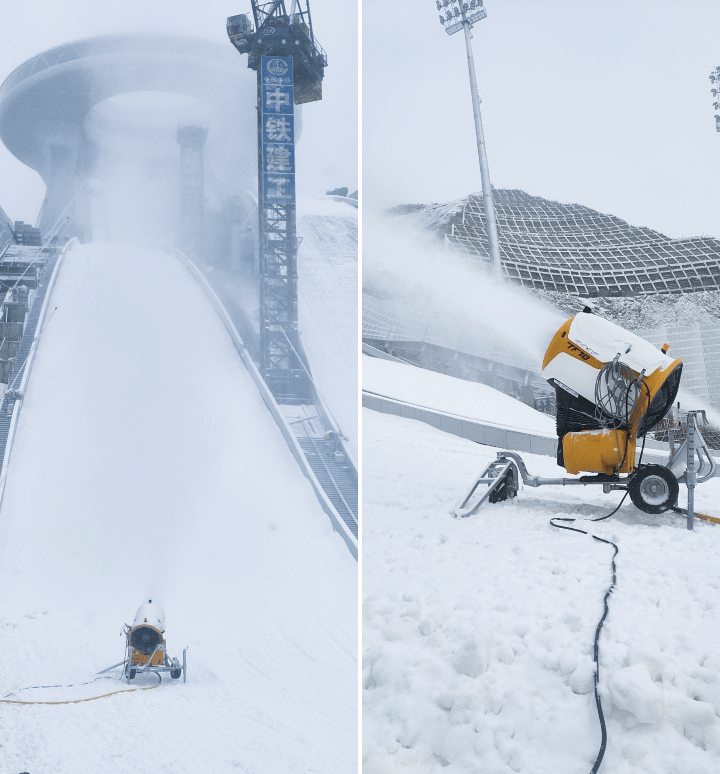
[124,600,186,682]
[455,309,717,518]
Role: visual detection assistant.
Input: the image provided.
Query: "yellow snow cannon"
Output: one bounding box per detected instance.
[455,309,717,518]
[124,600,186,682]
[542,309,682,477]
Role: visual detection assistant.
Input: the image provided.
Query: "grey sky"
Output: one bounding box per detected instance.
[0,0,357,224]
[363,0,720,240]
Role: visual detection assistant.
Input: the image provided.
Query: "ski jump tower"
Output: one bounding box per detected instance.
[177,124,209,259]
[227,1,327,404]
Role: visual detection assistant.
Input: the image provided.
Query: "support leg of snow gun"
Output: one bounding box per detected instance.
[687,412,696,530]
[454,451,636,519]
[454,457,519,518]
[665,410,717,528]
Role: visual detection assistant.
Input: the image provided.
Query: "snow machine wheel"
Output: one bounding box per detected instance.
[489,468,517,504]
[128,668,137,680]
[171,669,181,679]
[628,465,678,514]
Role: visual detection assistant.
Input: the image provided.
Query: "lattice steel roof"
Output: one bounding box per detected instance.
[428,189,720,297]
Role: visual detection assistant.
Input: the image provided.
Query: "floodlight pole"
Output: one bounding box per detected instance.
[460,19,502,277]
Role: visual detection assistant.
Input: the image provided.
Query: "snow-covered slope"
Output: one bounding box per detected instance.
[363,355,555,436]
[363,407,720,774]
[298,198,358,462]
[0,244,357,773]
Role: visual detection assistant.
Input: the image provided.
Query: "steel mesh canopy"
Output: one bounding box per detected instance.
[423,189,720,297]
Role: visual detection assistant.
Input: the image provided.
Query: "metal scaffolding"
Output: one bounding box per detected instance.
[227,1,326,403]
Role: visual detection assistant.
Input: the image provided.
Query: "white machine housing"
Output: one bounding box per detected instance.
[542,313,676,408]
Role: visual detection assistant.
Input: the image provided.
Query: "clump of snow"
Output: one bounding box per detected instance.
[608,665,664,724]
[453,630,492,678]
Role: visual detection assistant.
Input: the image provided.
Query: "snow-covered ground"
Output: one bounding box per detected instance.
[363,405,720,774]
[363,356,555,436]
[298,197,358,462]
[0,243,357,773]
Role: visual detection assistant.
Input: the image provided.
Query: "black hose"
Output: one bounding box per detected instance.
[548,432,647,772]
[550,511,620,774]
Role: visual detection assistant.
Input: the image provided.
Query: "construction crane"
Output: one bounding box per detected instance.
[227,1,327,402]
[228,1,327,104]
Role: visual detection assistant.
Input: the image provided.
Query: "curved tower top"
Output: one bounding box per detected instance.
[0,35,258,239]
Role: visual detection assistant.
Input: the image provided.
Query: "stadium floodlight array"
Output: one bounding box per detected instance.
[433,0,502,277]
[437,0,487,35]
[710,66,720,132]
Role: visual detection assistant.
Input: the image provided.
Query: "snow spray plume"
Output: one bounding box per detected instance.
[363,211,565,363]
[81,40,255,248]
[675,386,720,429]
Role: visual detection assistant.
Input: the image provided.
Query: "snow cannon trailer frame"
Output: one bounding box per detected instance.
[454,413,717,520]
[122,601,187,683]
[456,311,718,527]
[124,642,187,683]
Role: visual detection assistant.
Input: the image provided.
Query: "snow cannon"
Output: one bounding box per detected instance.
[542,309,682,477]
[124,600,186,682]
[129,601,166,666]
[455,310,717,518]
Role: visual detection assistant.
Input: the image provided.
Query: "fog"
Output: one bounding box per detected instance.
[0,0,357,225]
[86,93,203,244]
[81,58,255,247]
[363,211,565,362]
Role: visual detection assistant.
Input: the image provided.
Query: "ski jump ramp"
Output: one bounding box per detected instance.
[0,242,356,773]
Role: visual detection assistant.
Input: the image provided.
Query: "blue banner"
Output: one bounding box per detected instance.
[262,114,294,145]
[261,56,295,205]
[263,142,295,174]
[262,173,296,203]
[261,56,293,87]
[261,84,294,115]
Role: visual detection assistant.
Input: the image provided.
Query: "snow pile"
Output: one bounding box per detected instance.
[0,244,356,773]
[363,356,555,436]
[297,197,358,460]
[534,289,720,332]
[298,196,358,217]
[399,198,465,235]
[363,407,720,774]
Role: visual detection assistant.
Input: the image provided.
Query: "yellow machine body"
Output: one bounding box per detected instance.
[542,312,682,476]
[562,429,635,475]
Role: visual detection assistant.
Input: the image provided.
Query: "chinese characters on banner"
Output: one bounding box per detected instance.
[260,56,295,204]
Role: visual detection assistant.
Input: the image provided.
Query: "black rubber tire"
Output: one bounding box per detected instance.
[489,469,517,504]
[171,669,181,679]
[129,668,137,680]
[628,465,679,514]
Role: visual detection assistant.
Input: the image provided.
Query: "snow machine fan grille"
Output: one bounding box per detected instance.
[637,363,682,438]
[130,625,163,655]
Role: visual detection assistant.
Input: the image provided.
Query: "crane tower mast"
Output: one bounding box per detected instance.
[227,1,327,403]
